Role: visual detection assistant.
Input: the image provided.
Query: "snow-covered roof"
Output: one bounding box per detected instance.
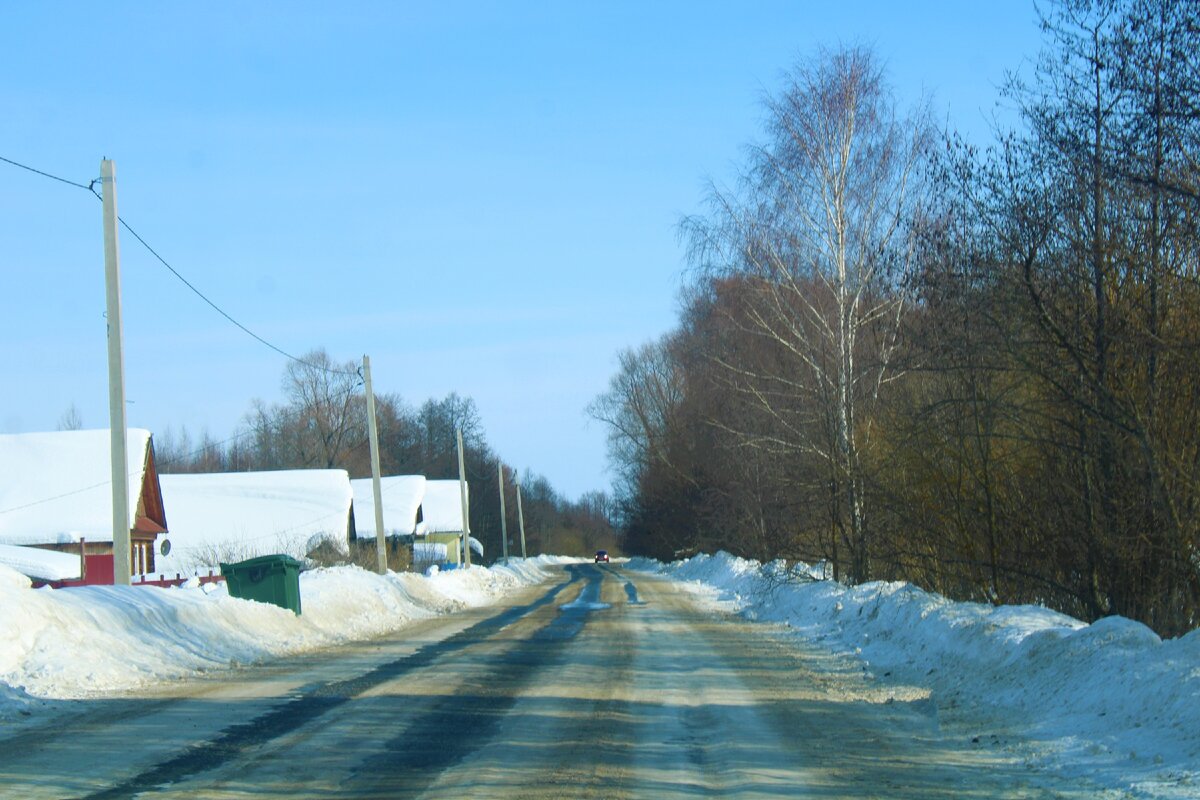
[421,480,468,533]
[0,428,153,546]
[469,536,483,557]
[155,469,352,574]
[0,543,81,581]
[350,475,426,539]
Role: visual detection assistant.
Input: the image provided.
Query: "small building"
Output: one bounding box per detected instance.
[350,475,426,543]
[421,479,479,566]
[154,469,353,577]
[0,428,168,582]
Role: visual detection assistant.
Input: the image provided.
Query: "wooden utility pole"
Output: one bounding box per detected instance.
[515,471,528,559]
[101,159,130,586]
[362,355,387,574]
[456,427,471,567]
[497,463,509,565]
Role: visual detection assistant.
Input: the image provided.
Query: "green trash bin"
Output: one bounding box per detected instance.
[220,554,303,615]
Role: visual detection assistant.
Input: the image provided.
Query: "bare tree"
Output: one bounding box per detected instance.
[683,46,931,582]
[56,403,83,431]
[587,337,688,501]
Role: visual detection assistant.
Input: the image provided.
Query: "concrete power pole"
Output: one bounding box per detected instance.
[456,427,471,567]
[515,471,528,559]
[497,463,509,565]
[101,159,131,586]
[362,355,387,574]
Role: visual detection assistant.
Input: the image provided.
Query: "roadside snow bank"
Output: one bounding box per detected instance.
[0,556,568,719]
[632,552,1200,798]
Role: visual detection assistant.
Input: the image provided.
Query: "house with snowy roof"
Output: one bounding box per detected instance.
[350,475,426,542]
[343,474,482,568]
[350,474,427,567]
[153,469,354,577]
[0,428,168,583]
[421,479,482,566]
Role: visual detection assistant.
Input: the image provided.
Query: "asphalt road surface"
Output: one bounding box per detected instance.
[0,563,1108,799]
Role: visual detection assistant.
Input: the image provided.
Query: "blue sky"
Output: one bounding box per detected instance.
[1,2,1042,499]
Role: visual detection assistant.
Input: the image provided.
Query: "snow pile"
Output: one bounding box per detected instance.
[0,556,567,720]
[632,552,1200,797]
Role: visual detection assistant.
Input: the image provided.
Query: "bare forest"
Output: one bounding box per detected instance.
[590,0,1200,636]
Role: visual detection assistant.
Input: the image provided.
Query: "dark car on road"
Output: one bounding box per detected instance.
[594,550,609,563]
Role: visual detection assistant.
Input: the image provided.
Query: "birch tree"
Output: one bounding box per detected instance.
[684,46,931,582]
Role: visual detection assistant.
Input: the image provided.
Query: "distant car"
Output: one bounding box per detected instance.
[594,550,610,563]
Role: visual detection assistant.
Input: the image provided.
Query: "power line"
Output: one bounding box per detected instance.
[1,153,359,379]
[0,478,115,516]
[3,382,368,512]
[112,213,359,378]
[1,399,480,524]
[0,154,94,192]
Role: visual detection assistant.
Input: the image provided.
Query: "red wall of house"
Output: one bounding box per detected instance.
[83,553,114,585]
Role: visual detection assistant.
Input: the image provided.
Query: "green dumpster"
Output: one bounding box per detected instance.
[220,554,303,615]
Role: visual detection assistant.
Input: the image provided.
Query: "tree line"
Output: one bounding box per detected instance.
[591,0,1200,636]
[155,348,619,561]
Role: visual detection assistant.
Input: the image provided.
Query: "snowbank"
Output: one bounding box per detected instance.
[632,552,1200,798]
[0,556,569,720]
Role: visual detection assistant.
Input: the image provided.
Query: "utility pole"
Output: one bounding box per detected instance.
[456,427,471,567]
[515,470,528,559]
[362,355,387,574]
[497,463,509,565]
[101,159,130,586]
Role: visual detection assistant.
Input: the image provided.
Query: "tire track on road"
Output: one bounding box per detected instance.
[345,564,616,797]
[75,567,589,800]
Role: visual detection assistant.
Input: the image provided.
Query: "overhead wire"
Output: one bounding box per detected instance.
[1,153,359,378]
[1,377,372,512]
[0,478,119,517]
[1,415,478,555]
[0,154,95,192]
[0,153,369,510]
[2,154,496,565]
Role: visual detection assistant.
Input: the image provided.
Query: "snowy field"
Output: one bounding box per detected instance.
[0,556,577,722]
[630,552,1200,799]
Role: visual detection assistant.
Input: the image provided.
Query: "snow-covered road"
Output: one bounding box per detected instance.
[0,563,1115,798]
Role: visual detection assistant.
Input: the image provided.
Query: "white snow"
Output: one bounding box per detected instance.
[0,556,575,720]
[155,470,353,574]
[5,545,1193,797]
[632,552,1200,799]
[421,480,467,533]
[0,543,81,581]
[350,475,425,539]
[0,428,153,546]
